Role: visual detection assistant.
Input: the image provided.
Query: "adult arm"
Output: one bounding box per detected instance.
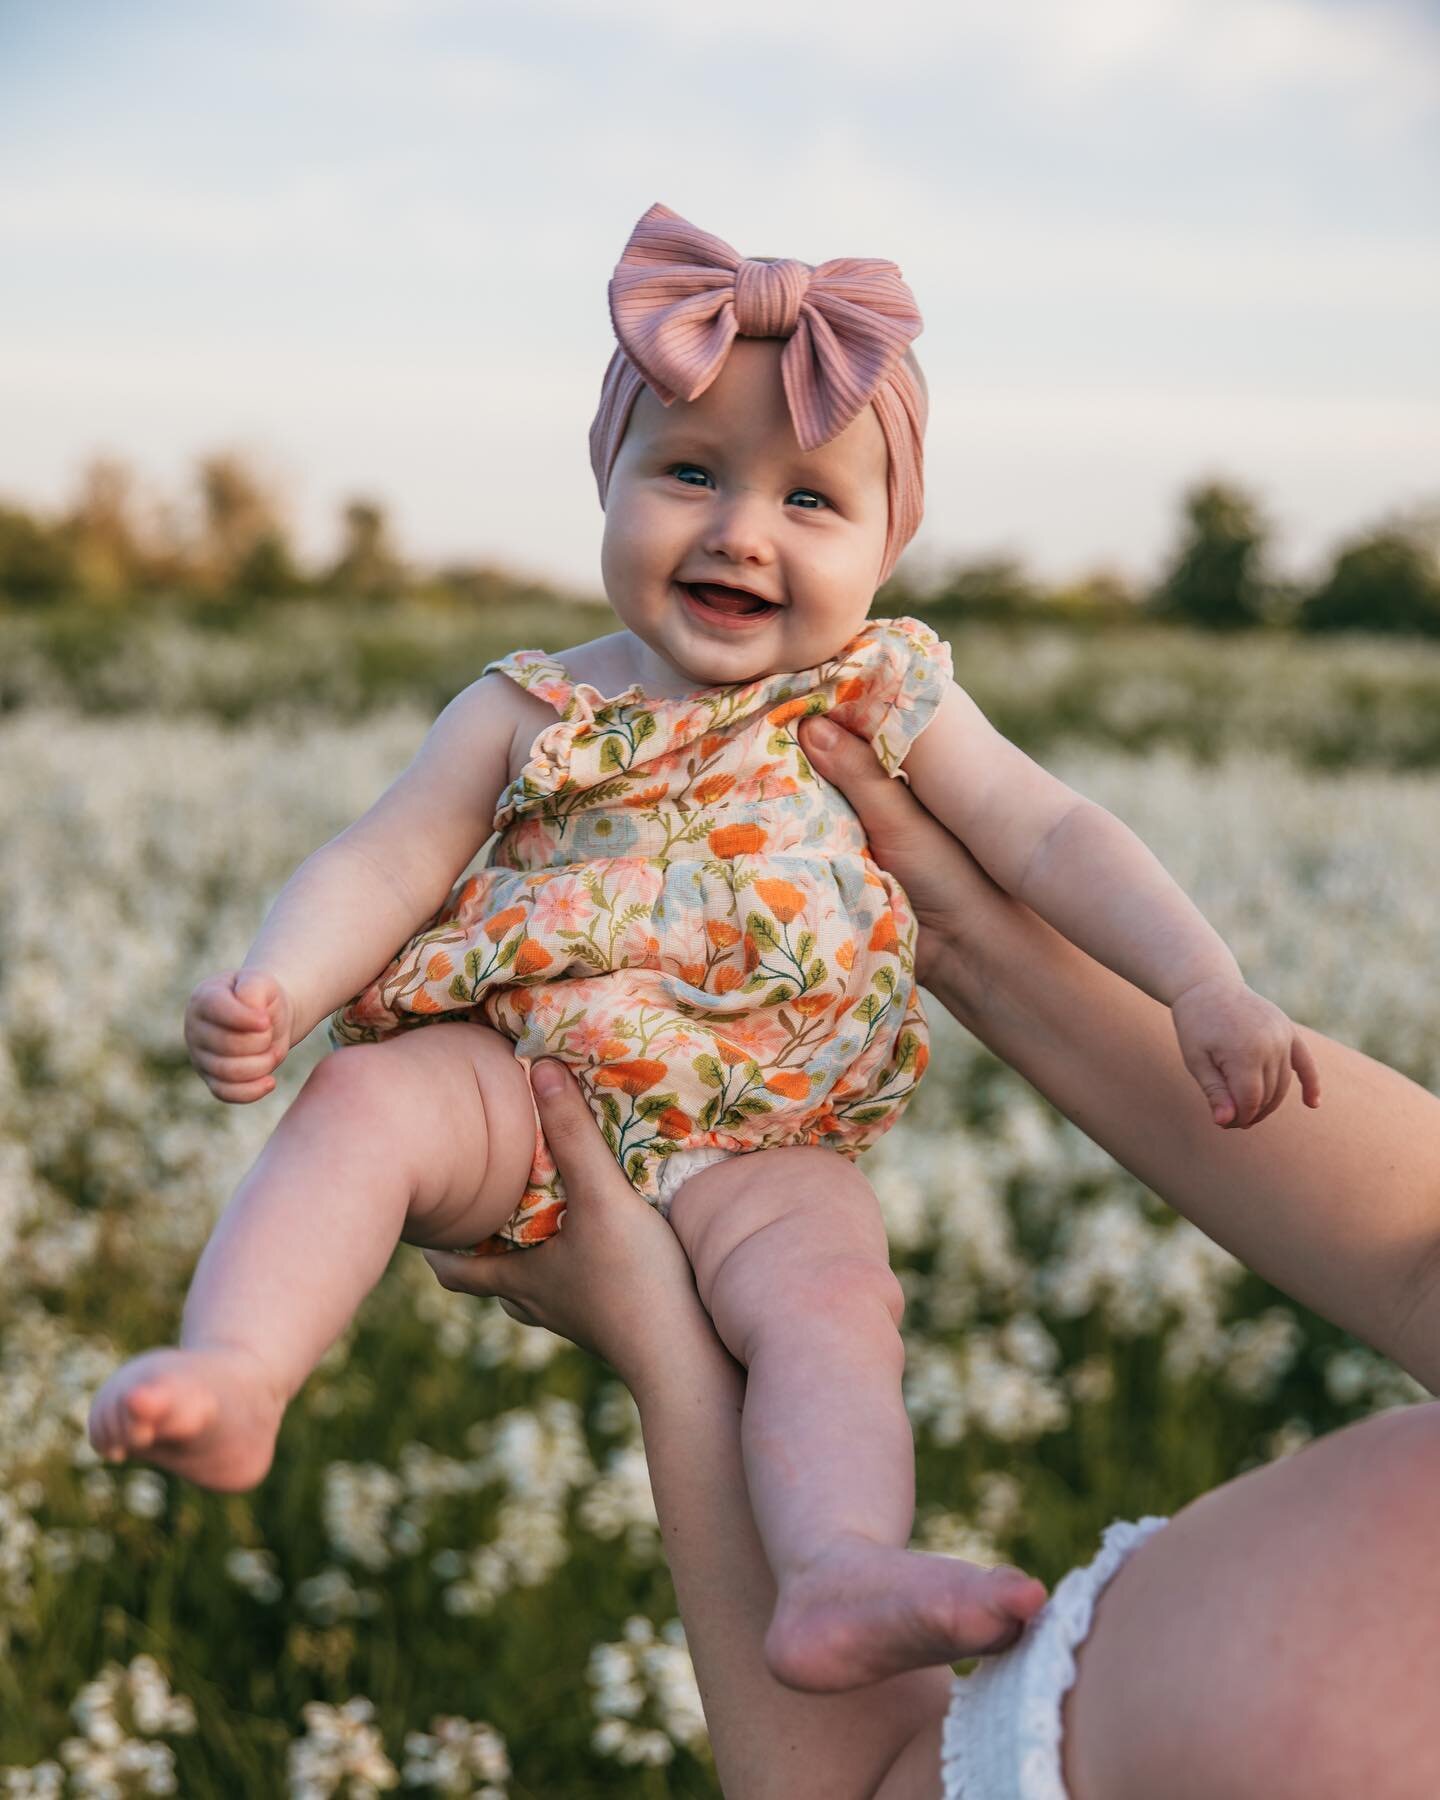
[424,1061,951,1800]
[799,714,1440,1396]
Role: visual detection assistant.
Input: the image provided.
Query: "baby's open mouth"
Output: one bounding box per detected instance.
[681,581,780,620]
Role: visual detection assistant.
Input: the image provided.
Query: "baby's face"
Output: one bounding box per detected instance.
[600,338,890,691]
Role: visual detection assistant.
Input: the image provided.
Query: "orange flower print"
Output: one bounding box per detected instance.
[594,1058,669,1095]
[709,822,768,857]
[483,905,526,943]
[753,878,806,924]
[514,1201,567,1243]
[764,1070,812,1100]
[327,616,954,1244]
[793,992,833,1017]
[513,938,554,977]
[693,773,736,805]
[766,697,813,727]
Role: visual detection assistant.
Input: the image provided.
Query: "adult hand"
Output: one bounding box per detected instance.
[799,713,996,991]
[421,1060,712,1394]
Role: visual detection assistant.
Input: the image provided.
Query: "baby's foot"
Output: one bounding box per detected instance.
[88,1346,287,1493]
[765,1537,1048,1693]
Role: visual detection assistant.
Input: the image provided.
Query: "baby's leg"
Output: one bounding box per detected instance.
[88,1025,534,1491]
[668,1148,1047,1694]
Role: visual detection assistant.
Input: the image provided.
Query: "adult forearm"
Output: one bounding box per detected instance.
[630,1332,949,1800]
[927,889,1440,1394]
[243,836,443,1042]
[1017,801,1239,1004]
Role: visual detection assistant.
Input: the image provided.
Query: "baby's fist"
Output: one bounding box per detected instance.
[184,969,295,1103]
[1171,975,1321,1129]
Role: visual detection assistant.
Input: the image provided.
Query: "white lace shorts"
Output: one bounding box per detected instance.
[941,1515,1171,1800]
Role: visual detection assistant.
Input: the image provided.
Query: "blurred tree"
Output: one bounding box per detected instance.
[232,530,303,600]
[59,455,148,601]
[323,497,405,599]
[194,450,297,597]
[1150,480,1271,630]
[0,501,73,604]
[1299,520,1440,638]
[926,554,1043,620]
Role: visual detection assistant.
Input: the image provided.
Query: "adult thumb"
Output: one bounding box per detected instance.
[529,1060,633,1201]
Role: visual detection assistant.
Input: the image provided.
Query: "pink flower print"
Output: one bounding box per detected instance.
[531,874,589,935]
[717,1009,790,1063]
[562,1014,616,1062]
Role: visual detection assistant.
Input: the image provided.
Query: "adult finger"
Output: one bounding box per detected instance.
[798,715,941,871]
[529,1060,637,1201]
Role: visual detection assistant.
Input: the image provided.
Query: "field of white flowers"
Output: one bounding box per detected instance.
[2,611,1436,1796]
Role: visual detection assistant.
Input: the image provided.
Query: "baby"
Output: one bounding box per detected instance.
[89,202,1320,1695]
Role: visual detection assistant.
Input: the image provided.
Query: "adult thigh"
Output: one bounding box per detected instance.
[1062,1400,1440,1800]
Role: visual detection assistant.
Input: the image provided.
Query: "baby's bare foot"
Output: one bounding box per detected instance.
[88,1345,286,1493]
[765,1537,1048,1693]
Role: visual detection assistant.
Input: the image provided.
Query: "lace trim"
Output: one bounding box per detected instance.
[940,1516,1171,1800]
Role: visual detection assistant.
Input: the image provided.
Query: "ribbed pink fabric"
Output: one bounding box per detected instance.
[588,201,927,588]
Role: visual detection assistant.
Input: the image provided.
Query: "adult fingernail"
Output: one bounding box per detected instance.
[805,717,839,747]
[531,1059,564,1096]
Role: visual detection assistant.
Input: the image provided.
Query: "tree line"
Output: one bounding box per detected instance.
[1,451,1437,636]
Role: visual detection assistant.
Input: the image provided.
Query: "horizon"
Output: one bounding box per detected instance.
[1,0,1437,592]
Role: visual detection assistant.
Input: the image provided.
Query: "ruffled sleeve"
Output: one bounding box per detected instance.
[824,615,953,776]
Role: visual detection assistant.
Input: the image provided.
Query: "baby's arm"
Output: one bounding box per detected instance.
[187,674,526,1102]
[901,683,1321,1128]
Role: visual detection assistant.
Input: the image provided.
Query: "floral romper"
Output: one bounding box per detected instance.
[332,615,953,1254]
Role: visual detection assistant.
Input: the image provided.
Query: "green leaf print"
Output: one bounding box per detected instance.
[632,712,658,746]
[448,974,469,1004]
[795,932,815,968]
[874,965,897,995]
[806,957,828,986]
[746,912,779,952]
[845,1106,890,1124]
[692,1054,725,1089]
[635,1092,680,1121]
[737,1096,774,1117]
[464,948,487,984]
[761,985,793,1006]
[598,1093,623,1128]
[496,936,521,968]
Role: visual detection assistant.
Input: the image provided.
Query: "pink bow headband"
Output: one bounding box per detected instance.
[588,201,927,588]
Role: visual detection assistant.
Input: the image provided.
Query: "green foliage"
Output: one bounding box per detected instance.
[1149,480,1271,630]
[0,502,76,604]
[1299,525,1440,638]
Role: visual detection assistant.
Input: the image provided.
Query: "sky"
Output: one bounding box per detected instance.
[0,0,1437,595]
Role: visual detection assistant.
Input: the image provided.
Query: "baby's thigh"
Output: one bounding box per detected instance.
[667,1148,898,1346]
[316,1025,535,1249]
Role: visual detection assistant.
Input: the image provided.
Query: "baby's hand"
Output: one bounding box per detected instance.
[1171,974,1321,1128]
[184,969,295,1103]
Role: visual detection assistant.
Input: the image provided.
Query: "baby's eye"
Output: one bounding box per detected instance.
[668,465,830,510]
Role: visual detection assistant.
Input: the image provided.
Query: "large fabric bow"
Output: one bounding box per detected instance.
[588,201,928,588]
[607,200,923,452]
